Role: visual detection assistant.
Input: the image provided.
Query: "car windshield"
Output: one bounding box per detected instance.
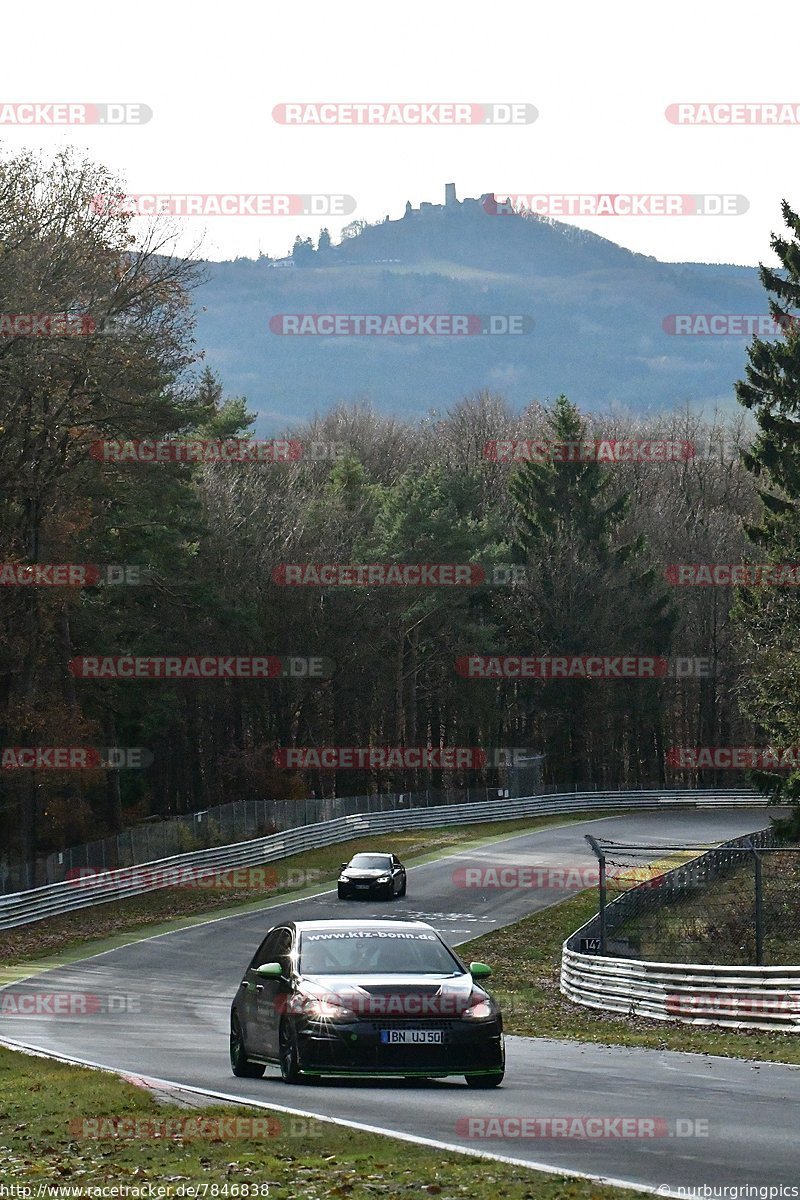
[299,929,462,975]
[348,855,392,870]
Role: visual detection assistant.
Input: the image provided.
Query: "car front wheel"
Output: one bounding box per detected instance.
[230,1014,265,1078]
[279,1019,302,1083]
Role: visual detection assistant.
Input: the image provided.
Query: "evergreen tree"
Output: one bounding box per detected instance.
[291,236,315,266]
[506,395,677,785]
[734,200,800,818]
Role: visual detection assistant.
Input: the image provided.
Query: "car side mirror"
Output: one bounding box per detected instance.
[469,961,492,979]
[255,962,283,979]
[339,863,347,871]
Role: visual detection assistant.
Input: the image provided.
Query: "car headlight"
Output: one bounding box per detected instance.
[376,875,391,883]
[462,992,497,1021]
[338,875,349,882]
[289,994,354,1021]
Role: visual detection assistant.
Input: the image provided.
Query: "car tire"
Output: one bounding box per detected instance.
[230,1014,266,1078]
[279,1019,302,1084]
[465,1071,504,1088]
[337,886,346,900]
[399,877,407,897]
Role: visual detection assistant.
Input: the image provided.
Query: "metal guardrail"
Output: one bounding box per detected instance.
[8,783,543,893]
[30,777,547,893]
[0,788,762,931]
[561,945,800,1033]
[561,824,800,1033]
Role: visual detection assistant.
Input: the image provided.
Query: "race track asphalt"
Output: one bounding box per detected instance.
[3,808,799,1197]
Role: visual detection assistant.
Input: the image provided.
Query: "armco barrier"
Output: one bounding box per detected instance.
[0,789,763,931]
[561,946,800,1033]
[561,824,800,1033]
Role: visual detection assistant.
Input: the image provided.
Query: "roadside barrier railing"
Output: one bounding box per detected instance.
[0,788,762,931]
[561,824,800,1033]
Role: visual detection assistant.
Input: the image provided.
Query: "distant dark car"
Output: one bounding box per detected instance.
[229,918,504,1086]
[337,852,406,900]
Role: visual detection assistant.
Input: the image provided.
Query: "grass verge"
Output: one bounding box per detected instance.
[459,891,800,1064]
[0,811,625,972]
[0,1045,652,1197]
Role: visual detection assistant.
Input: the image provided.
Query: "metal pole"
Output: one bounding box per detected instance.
[742,839,764,966]
[585,834,606,955]
[752,842,764,967]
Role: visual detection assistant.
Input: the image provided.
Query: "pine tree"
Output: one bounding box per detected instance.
[734,200,800,818]
[291,236,315,266]
[507,395,677,785]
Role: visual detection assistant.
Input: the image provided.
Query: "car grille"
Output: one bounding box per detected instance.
[364,1018,456,1030]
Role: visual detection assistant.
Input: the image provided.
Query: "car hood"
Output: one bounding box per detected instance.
[297,972,485,1017]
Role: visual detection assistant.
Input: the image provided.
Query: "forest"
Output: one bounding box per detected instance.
[2,148,799,877]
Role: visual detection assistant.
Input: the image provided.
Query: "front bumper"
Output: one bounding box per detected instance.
[337,881,393,899]
[294,1016,504,1077]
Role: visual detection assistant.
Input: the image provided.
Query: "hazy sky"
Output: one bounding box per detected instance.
[4,0,797,266]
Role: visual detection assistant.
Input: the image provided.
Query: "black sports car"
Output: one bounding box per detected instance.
[229,918,504,1086]
[337,852,406,899]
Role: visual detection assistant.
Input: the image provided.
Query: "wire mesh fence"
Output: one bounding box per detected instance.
[2,763,556,892]
[584,829,800,966]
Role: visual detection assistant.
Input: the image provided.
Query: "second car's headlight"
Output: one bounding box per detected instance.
[376,875,391,883]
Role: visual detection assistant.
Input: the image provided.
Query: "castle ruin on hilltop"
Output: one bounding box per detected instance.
[403,183,495,217]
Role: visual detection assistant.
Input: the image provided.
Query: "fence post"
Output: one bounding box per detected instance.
[585,834,606,954]
[749,840,764,967]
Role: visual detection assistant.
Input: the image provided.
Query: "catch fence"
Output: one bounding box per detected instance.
[583,830,800,966]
